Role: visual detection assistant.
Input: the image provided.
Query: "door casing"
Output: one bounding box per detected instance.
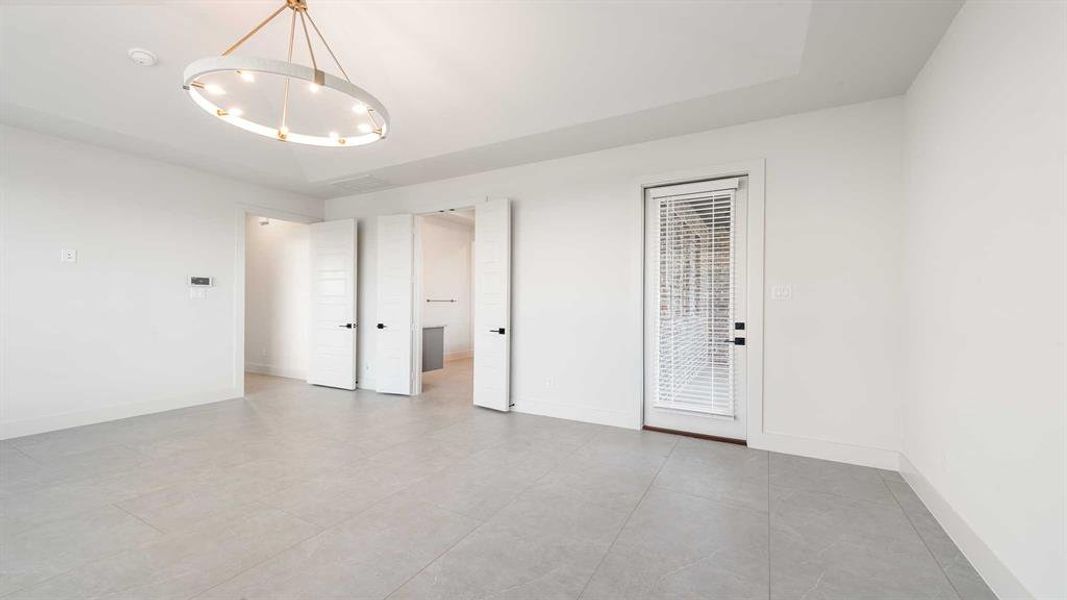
[636,160,766,444]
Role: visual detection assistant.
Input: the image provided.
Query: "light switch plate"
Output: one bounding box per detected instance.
[189,288,207,299]
[771,284,793,300]
[60,249,77,263]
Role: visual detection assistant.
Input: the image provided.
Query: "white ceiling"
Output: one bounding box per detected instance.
[0,1,961,198]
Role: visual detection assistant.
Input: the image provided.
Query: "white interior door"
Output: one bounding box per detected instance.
[308,219,358,390]
[644,177,748,440]
[376,214,415,395]
[473,198,511,411]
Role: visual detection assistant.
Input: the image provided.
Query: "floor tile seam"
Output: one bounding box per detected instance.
[378,501,496,599]
[766,482,903,509]
[378,429,604,600]
[317,469,465,534]
[185,523,328,600]
[883,481,965,600]
[644,481,771,518]
[2,488,165,543]
[575,436,680,600]
[2,456,167,497]
[0,502,179,599]
[111,501,168,535]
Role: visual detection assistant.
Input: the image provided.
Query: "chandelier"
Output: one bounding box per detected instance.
[182,0,388,147]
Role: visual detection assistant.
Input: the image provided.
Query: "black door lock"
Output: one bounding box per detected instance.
[338,323,354,329]
[490,328,506,335]
[376,323,386,329]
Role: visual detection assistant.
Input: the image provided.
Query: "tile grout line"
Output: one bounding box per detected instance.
[380,428,605,600]
[576,436,680,600]
[185,436,487,600]
[1,502,174,598]
[187,524,325,600]
[93,504,326,600]
[883,478,965,600]
[111,502,167,535]
[187,491,407,600]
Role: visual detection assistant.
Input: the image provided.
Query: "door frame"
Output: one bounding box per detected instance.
[233,204,322,398]
[411,202,480,395]
[636,159,766,444]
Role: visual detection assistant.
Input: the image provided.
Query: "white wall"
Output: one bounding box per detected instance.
[419,214,473,360]
[328,97,905,467]
[244,215,311,380]
[901,2,1066,598]
[0,125,322,439]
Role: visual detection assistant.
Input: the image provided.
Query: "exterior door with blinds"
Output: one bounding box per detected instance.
[644,177,747,440]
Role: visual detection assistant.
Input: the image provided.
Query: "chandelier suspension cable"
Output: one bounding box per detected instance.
[303,11,350,83]
[280,6,297,138]
[298,11,318,74]
[222,2,288,57]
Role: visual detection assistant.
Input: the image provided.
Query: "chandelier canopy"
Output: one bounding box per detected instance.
[182,0,388,147]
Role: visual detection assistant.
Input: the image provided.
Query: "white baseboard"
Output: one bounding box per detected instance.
[899,455,1033,600]
[748,431,900,470]
[512,396,637,429]
[0,387,242,440]
[245,362,307,381]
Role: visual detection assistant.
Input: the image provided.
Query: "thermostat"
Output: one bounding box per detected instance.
[189,276,214,287]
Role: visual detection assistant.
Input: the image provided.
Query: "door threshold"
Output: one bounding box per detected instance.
[642,425,747,446]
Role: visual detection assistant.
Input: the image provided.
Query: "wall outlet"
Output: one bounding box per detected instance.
[60,248,77,263]
[771,284,793,300]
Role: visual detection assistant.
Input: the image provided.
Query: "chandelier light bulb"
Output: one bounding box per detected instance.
[238,70,255,82]
[229,107,244,117]
[352,103,368,114]
[328,131,339,140]
[357,123,372,133]
[308,83,320,93]
[204,84,226,96]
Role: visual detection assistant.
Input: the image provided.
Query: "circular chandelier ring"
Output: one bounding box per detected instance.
[183,55,390,148]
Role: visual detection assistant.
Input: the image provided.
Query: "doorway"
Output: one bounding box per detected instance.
[643,176,749,441]
[243,213,312,382]
[373,199,512,411]
[415,210,475,395]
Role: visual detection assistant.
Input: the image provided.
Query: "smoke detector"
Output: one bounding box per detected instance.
[128,48,158,67]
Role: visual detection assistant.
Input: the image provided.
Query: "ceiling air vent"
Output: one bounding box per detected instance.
[331,175,395,195]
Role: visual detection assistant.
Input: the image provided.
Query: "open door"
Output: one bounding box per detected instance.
[307,219,358,390]
[375,214,415,395]
[473,198,511,411]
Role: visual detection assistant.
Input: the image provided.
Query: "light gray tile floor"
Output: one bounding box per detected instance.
[0,360,995,599]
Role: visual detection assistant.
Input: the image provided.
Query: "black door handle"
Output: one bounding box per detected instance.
[338,323,354,329]
[490,328,506,335]
[377,323,386,329]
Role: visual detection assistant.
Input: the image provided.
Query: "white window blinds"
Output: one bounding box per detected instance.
[654,180,738,417]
